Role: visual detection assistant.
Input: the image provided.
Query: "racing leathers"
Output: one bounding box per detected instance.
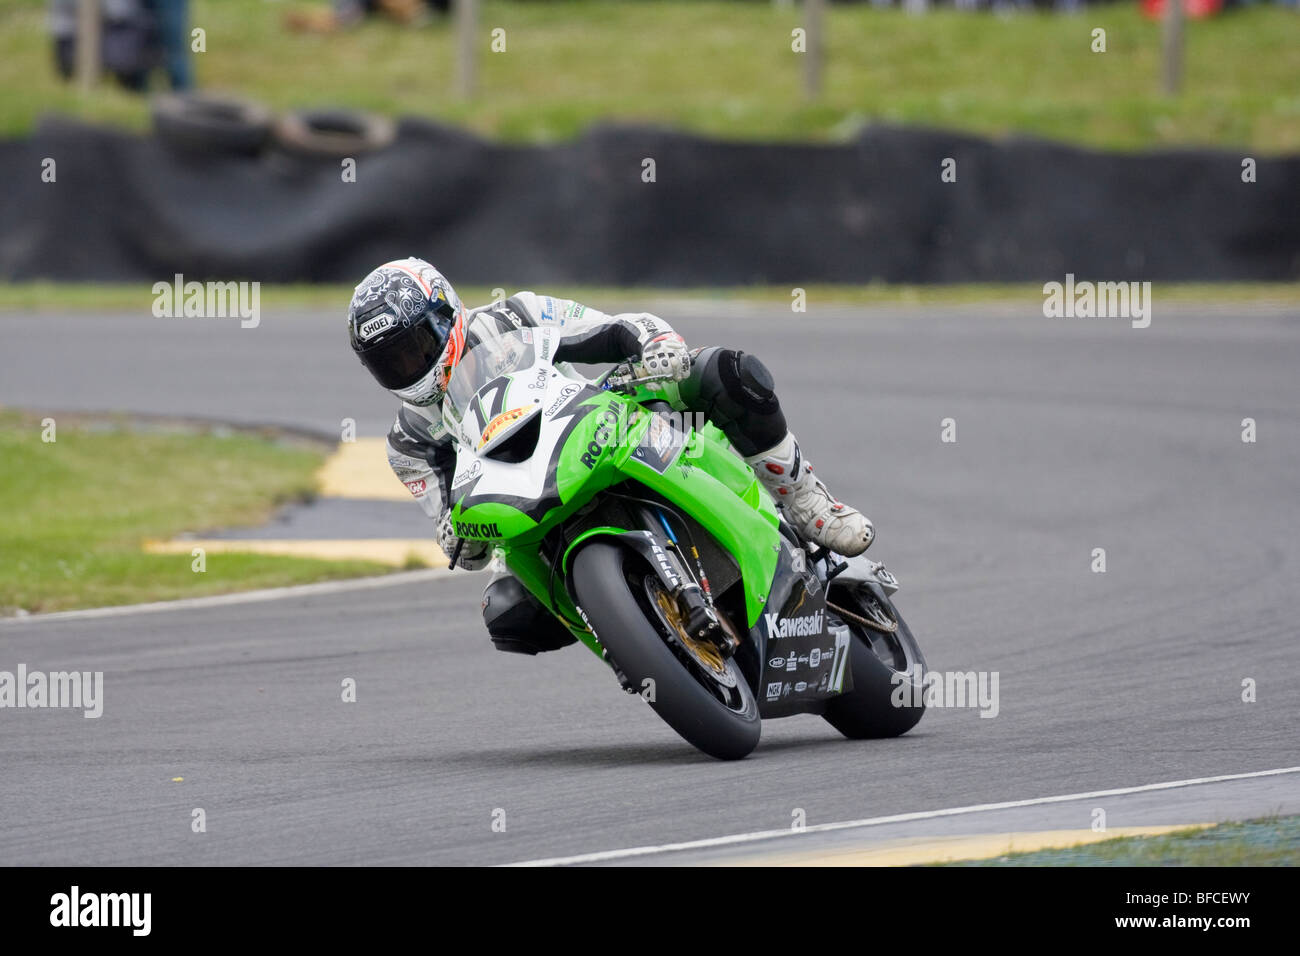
[385,292,874,649]
[385,292,692,567]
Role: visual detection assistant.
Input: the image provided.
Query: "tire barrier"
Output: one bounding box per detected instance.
[151,93,275,157]
[2,116,1296,284]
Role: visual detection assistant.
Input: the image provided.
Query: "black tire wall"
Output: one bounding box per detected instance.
[3,118,1297,283]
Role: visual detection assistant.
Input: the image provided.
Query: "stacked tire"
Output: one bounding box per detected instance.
[152,95,395,159]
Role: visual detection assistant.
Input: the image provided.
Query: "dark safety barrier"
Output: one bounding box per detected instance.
[2,116,1297,285]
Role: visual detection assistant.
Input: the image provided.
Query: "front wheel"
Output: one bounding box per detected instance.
[572,542,761,760]
[823,585,927,739]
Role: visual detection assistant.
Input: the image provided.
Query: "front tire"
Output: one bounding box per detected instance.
[572,542,761,760]
[823,586,927,740]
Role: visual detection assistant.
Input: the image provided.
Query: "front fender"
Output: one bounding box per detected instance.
[619,431,780,628]
[562,528,682,595]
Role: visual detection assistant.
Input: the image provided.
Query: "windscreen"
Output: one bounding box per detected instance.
[443,324,537,431]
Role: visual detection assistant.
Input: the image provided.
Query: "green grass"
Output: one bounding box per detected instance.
[1,280,1297,314]
[943,816,1300,866]
[1,1,1297,151]
[0,409,389,614]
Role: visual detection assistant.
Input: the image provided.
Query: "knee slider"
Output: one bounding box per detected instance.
[726,351,778,413]
[737,352,775,400]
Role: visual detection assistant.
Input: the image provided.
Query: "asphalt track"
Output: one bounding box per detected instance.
[2,300,1299,865]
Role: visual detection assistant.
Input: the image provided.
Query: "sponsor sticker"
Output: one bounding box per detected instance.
[478,406,532,449]
[580,407,620,469]
[765,610,825,639]
[455,520,502,539]
[403,478,427,497]
[648,540,681,589]
[452,458,482,489]
[647,415,674,458]
[358,313,397,340]
[545,383,582,417]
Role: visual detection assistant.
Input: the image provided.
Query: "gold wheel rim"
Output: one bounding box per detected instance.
[654,589,727,674]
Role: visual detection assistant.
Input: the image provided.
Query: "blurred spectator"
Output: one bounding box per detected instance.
[844,0,1294,6]
[285,0,450,33]
[149,0,193,92]
[49,0,192,91]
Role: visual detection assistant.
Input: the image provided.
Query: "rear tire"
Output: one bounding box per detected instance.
[572,543,761,760]
[823,588,926,740]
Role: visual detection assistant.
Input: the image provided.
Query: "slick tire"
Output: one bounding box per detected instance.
[572,542,761,760]
[823,592,926,740]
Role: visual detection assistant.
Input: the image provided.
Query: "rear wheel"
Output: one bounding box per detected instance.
[572,542,761,760]
[823,585,927,739]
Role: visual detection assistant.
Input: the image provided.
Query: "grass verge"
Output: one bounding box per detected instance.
[942,815,1300,866]
[1,281,1298,315]
[1,2,1298,151]
[0,409,389,614]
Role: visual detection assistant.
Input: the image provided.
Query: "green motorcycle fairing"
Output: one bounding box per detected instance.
[443,325,781,658]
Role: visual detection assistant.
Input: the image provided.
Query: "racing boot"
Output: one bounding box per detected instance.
[745,432,874,556]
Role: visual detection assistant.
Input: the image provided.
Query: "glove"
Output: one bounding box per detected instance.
[437,510,493,571]
[635,332,691,390]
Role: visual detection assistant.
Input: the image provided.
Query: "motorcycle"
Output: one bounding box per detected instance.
[442,323,926,759]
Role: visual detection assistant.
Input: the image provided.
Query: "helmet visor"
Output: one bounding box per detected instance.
[358,313,452,390]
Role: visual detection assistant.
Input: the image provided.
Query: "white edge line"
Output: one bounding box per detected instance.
[503,765,1300,867]
[0,567,465,625]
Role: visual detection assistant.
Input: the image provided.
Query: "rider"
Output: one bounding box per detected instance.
[348,258,874,652]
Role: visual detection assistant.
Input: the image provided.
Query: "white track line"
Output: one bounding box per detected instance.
[505,765,1300,867]
[0,567,465,625]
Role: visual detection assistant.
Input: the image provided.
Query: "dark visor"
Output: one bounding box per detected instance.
[359,313,451,390]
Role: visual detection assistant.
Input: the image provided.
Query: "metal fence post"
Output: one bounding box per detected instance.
[1163,0,1184,95]
[457,0,478,100]
[76,0,101,90]
[804,0,824,100]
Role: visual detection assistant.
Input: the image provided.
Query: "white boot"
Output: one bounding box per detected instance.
[745,432,874,556]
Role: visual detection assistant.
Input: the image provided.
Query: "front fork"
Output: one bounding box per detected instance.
[628,503,729,651]
[575,510,736,664]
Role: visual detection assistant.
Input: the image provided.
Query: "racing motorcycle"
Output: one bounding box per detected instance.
[443,324,926,760]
